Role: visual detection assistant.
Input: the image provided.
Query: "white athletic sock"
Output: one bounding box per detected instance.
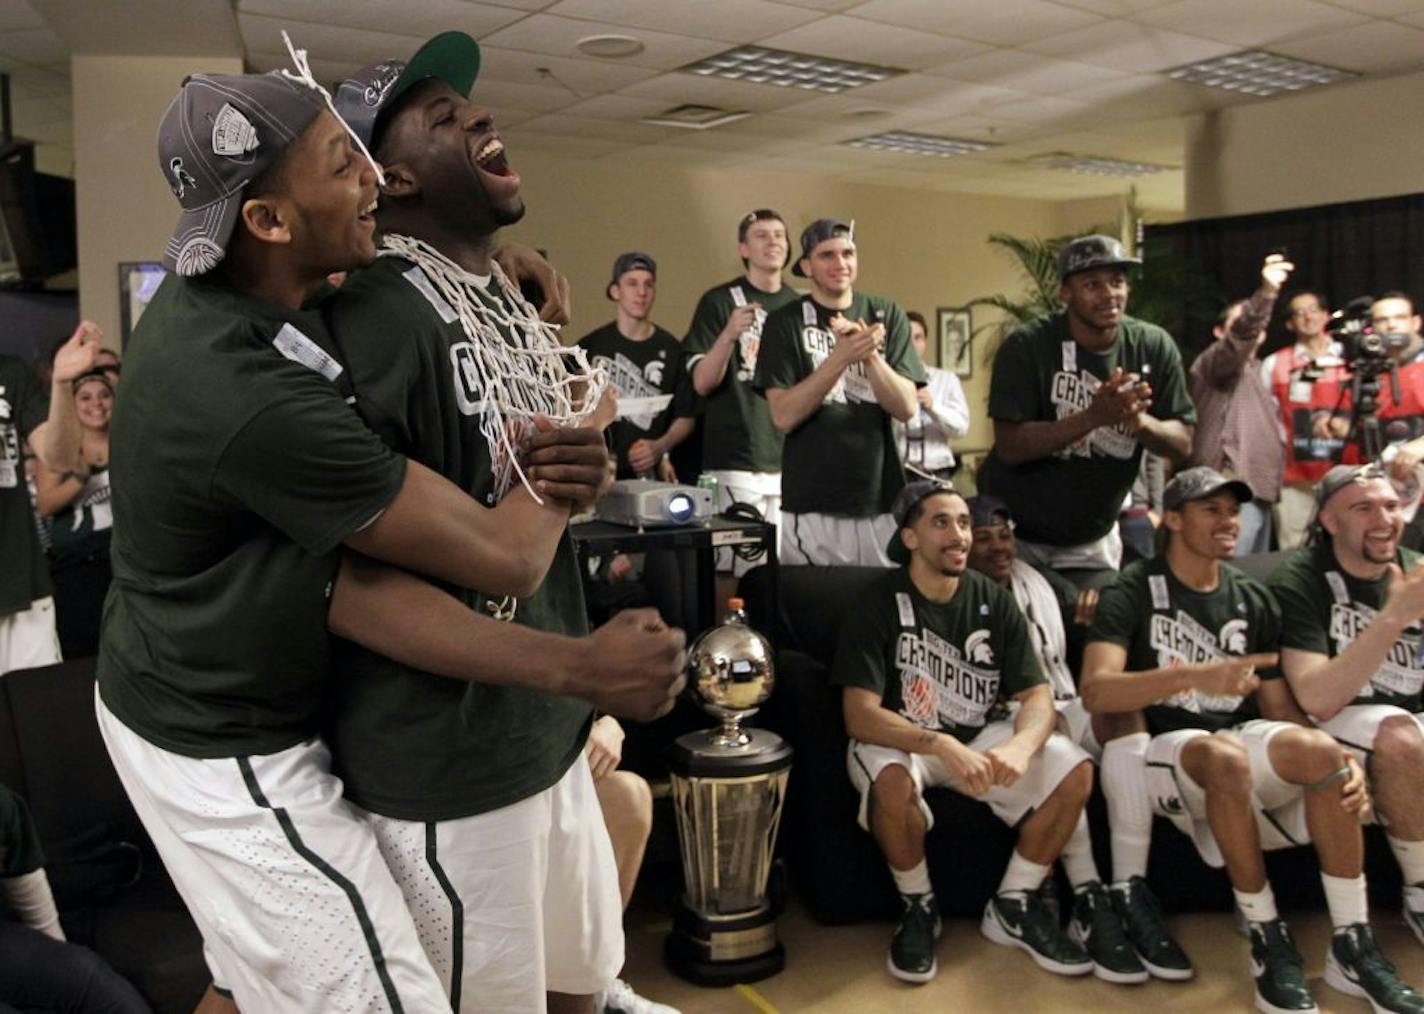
[1234,885,1279,925]
[891,860,932,897]
[1102,732,1153,884]
[1389,835,1424,887]
[1060,812,1100,888]
[1321,873,1368,929]
[1000,851,1052,897]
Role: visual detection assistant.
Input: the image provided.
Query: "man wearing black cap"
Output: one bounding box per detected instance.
[980,234,1195,574]
[754,218,924,566]
[1271,463,1424,958]
[97,62,682,1012]
[834,480,1097,984]
[579,252,699,481]
[685,210,798,572]
[1084,467,1417,1013]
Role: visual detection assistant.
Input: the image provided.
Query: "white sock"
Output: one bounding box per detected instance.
[891,860,932,897]
[1060,813,1100,888]
[1389,835,1424,886]
[1321,873,1368,929]
[1102,732,1153,884]
[1234,885,1278,925]
[1000,850,1052,897]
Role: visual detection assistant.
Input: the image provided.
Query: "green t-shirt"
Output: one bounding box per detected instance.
[1089,557,1281,734]
[754,292,926,516]
[980,313,1196,546]
[0,355,51,617]
[830,568,1044,743]
[1269,542,1424,711]
[578,322,699,480]
[684,277,799,473]
[97,273,406,758]
[323,253,592,822]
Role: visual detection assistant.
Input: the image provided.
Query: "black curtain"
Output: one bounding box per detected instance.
[1146,191,1424,361]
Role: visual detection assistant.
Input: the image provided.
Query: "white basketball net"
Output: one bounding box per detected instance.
[379,233,608,503]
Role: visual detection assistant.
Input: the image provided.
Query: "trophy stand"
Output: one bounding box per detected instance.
[665,601,793,986]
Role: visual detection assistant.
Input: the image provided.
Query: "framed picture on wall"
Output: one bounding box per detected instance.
[937,307,972,379]
[118,261,167,348]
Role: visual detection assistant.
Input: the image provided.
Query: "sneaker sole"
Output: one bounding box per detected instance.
[886,952,937,985]
[1255,986,1319,1014]
[981,905,1093,977]
[1139,954,1195,982]
[1323,951,1393,1014]
[1067,920,1150,984]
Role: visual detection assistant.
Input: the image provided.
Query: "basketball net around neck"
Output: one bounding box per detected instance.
[379,233,608,504]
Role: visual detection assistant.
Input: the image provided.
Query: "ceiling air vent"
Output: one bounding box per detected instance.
[640,104,751,130]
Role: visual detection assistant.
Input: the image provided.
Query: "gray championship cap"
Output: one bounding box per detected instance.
[792,218,853,277]
[887,479,960,564]
[1162,466,1253,512]
[157,72,328,276]
[1315,462,1390,509]
[334,31,482,151]
[1057,234,1141,281]
[607,251,656,296]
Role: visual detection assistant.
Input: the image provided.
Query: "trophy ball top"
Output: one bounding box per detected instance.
[687,616,775,715]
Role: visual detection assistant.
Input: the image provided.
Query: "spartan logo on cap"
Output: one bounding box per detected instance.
[364,62,402,107]
[211,103,259,160]
[168,157,197,198]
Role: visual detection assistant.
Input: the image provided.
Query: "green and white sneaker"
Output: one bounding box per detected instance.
[1110,876,1194,981]
[1249,919,1317,1014]
[888,892,941,984]
[1325,923,1424,1014]
[982,890,1092,977]
[1069,881,1149,984]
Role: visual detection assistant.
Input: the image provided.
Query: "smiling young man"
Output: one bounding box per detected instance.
[753,218,924,566]
[1084,467,1419,1014]
[1270,464,1424,959]
[980,234,1194,574]
[834,480,1097,984]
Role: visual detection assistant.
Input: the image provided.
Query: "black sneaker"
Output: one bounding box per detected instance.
[888,892,941,984]
[1110,876,1194,981]
[1070,881,1149,984]
[981,890,1092,976]
[1037,878,1061,925]
[1325,923,1424,1013]
[1249,918,1317,1014]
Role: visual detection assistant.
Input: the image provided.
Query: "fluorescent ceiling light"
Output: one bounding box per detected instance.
[846,131,992,157]
[1167,50,1355,97]
[1030,153,1173,177]
[679,46,905,94]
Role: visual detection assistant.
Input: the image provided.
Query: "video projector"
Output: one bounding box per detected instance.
[595,479,714,528]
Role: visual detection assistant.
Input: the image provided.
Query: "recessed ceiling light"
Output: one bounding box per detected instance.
[679,46,905,94]
[641,104,751,130]
[846,131,993,157]
[576,34,645,59]
[1166,50,1355,97]
[1028,153,1173,177]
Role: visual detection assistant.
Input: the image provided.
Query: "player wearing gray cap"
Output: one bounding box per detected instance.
[1084,467,1418,1013]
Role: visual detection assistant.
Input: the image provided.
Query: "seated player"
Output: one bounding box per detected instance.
[1083,466,1421,1014]
[833,480,1097,984]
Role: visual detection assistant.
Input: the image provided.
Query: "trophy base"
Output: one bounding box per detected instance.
[664,898,785,987]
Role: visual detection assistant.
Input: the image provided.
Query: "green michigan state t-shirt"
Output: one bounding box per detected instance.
[1090,558,1281,734]
[98,273,406,758]
[980,312,1195,546]
[684,277,799,474]
[578,322,699,479]
[1269,542,1424,711]
[323,252,593,822]
[0,355,51,618]
[831,568,1044,743]
[754,292,926,517]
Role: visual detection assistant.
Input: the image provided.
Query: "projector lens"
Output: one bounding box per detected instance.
[667,493,694,522]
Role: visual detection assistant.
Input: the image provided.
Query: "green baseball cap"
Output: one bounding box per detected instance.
[334,31,482,150]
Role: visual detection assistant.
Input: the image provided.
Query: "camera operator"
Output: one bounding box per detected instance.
[1363,294,1424,533]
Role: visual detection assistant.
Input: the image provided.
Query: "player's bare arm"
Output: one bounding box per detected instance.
[992,367,1142,466]
[765,333,870,432]
[843,686,995,796]
[330,552,686,722]
[28,320,102,471]
[863,345,918,423]
[1131,414,1193,464]
[984,683,1056,788]
[1080,640,1272,714]
[691,303,759,396]
[1282,561,1424,720]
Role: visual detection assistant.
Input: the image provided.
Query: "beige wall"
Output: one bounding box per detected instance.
[1185,69,1424,219]
[72,54,242,347]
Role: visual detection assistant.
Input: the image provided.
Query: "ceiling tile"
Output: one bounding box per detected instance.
[246,49,366,83]
[545,0,822,43]
[1057,72,1241,115]
[928,49,1131,93]
[1318,0,1424,13]
[1021,20,1236,72]
[480,13,725,69]
[613,144,750,168]
[515,111,675,142]
[0,27,66,64]
[553,93,673,120]
[848,0,1103,47]
[236,0,526,39]
[239,14,428,66]
[477,46,661,93]
[0,0,45,33]
[477,0,560,9]
[1134,0,1367,47]
[1052,0,1176,12]
[982,93,1092,123]
[619,71,816,112]
[502,129,627,157]
[1274,18,1424,73]
[770,0,863,11]
[651,129,814,155]
[460,76,583,112]
[758,14,990,70]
